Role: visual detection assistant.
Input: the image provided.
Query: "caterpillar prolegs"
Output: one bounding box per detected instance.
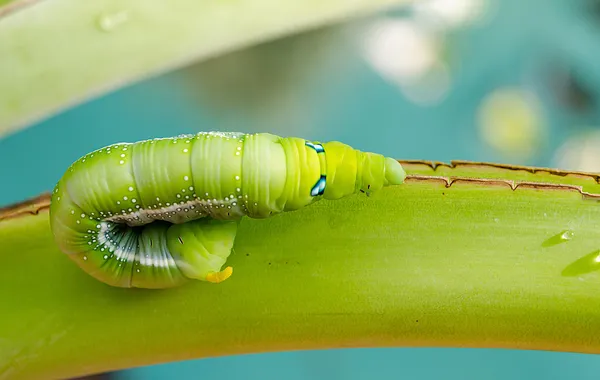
[49,132,406,289]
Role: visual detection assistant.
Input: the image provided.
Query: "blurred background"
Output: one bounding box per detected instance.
[3,0,600,378]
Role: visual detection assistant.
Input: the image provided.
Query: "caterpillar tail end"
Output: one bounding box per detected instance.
[384,157,406,185]
[166,219,239,286]
[206,266,233,283]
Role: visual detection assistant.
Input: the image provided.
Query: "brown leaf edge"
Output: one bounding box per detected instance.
[405,175,600,199]
[401,159,600,183]
[2,160,600,222]
[0,193,50,221]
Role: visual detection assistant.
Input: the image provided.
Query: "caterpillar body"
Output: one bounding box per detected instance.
[49,131,406,289]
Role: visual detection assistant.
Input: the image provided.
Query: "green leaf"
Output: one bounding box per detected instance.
[0,0,16,8]
[2,161,600,379]
[0,0,408,139]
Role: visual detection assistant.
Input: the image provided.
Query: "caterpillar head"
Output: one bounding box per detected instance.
[321,141,406,200]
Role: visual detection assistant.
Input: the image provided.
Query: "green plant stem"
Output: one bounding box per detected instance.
[2,162,600,379]
[0,0,408,138]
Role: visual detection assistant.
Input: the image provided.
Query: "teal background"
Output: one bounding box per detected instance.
[2,0,600,378]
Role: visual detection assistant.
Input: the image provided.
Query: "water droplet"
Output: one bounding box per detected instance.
[561,230,575,241]
[542,230,575,247]
[562,250,600,277]
[97,10,129,32]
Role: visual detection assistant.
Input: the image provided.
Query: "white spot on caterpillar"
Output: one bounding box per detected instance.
[132,199,137,203]
[183,149,189,153]
[128,186,134,191]
[119,160,125,164]
[235,176,240,180]
[120,154,125,158]
[184,176,189,181]
[123,196,128,201]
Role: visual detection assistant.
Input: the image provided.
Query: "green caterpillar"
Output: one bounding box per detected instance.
[49,131,406,289]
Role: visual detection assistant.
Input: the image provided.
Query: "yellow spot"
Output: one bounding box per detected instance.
[206,266,233,283]
[477,87,545,159]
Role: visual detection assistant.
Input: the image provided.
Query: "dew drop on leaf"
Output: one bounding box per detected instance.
[542,230,574,247]
[560,230,574,241]
[96,10,130,32]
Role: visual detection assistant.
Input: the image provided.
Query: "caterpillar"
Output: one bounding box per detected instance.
[49,131,406,289]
